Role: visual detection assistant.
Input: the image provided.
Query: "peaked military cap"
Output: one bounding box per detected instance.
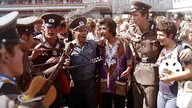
[41,13,64,28]
[69,17,87,30]
[0,11,24,44]
[130,1,152,13]
[17,16,38,35]
[171,12,184,20]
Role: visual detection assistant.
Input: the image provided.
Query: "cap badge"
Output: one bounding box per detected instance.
[79,21,85,26]
[48,18,55,23]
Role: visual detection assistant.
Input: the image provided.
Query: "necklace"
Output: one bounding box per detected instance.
[164,43,177,54]
[105,39,120,67]
[158,43,177,63]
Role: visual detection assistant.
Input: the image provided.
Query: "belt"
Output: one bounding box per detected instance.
[136,57,156,63]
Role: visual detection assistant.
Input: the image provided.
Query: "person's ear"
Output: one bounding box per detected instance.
[0,51,9,64]
[71,29,75,35]
[144,13,148,20]
[168,33,174,39]
[20,34,27,41]
[41,26,45,33]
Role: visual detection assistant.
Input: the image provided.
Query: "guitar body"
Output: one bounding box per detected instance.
[24,76,57,108]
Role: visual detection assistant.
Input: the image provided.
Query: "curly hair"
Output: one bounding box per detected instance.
[156,16,177,38]
[99,18,117,36]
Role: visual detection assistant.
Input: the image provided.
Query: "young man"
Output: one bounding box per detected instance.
[0,11,45,108]
[30,13,65,66]
[16,16,40,92]
[127,1,192,108]
[156,17,192,108]
[29,13,66,108]
[69,17,98,108]
[98,18,133,108]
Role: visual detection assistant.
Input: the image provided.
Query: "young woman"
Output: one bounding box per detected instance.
[156,17,192,108]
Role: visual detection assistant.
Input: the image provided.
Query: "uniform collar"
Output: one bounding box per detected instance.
[0,74,16,85]
[40,36,61,48]
[72,40,89,48]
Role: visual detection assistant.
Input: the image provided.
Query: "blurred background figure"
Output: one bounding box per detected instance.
[86,18,97,40]
[118,21,129,37]
[94,22,102,41]
[148,10,159,23]
[178,23,192,46]
[171,12,185,39]
[33,17,43,36]
[58,20,68,42]
[114,16,123,35]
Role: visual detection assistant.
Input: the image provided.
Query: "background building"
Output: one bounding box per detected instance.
[0,0,179,19]
[168,0,192,19]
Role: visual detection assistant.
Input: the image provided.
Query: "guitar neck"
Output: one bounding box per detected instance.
[36,52,68,96]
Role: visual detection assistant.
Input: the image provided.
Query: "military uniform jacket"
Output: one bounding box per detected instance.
[127,23,162,85]
[32,34,65,66]
[69,40,98,80]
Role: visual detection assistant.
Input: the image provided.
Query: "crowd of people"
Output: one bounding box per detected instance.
[0,1,192,108]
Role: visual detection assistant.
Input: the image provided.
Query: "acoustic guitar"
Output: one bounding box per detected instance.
[24,44,74,108]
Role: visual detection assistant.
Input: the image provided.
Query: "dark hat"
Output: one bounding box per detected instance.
[0,11,24,44]
[41,13,64,28]
[69,17,87,30]
[171,12,184,20]
[17,16,38,35]
[130,1,152,13]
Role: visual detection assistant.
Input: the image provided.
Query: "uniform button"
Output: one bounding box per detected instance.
[152,46,157,51]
